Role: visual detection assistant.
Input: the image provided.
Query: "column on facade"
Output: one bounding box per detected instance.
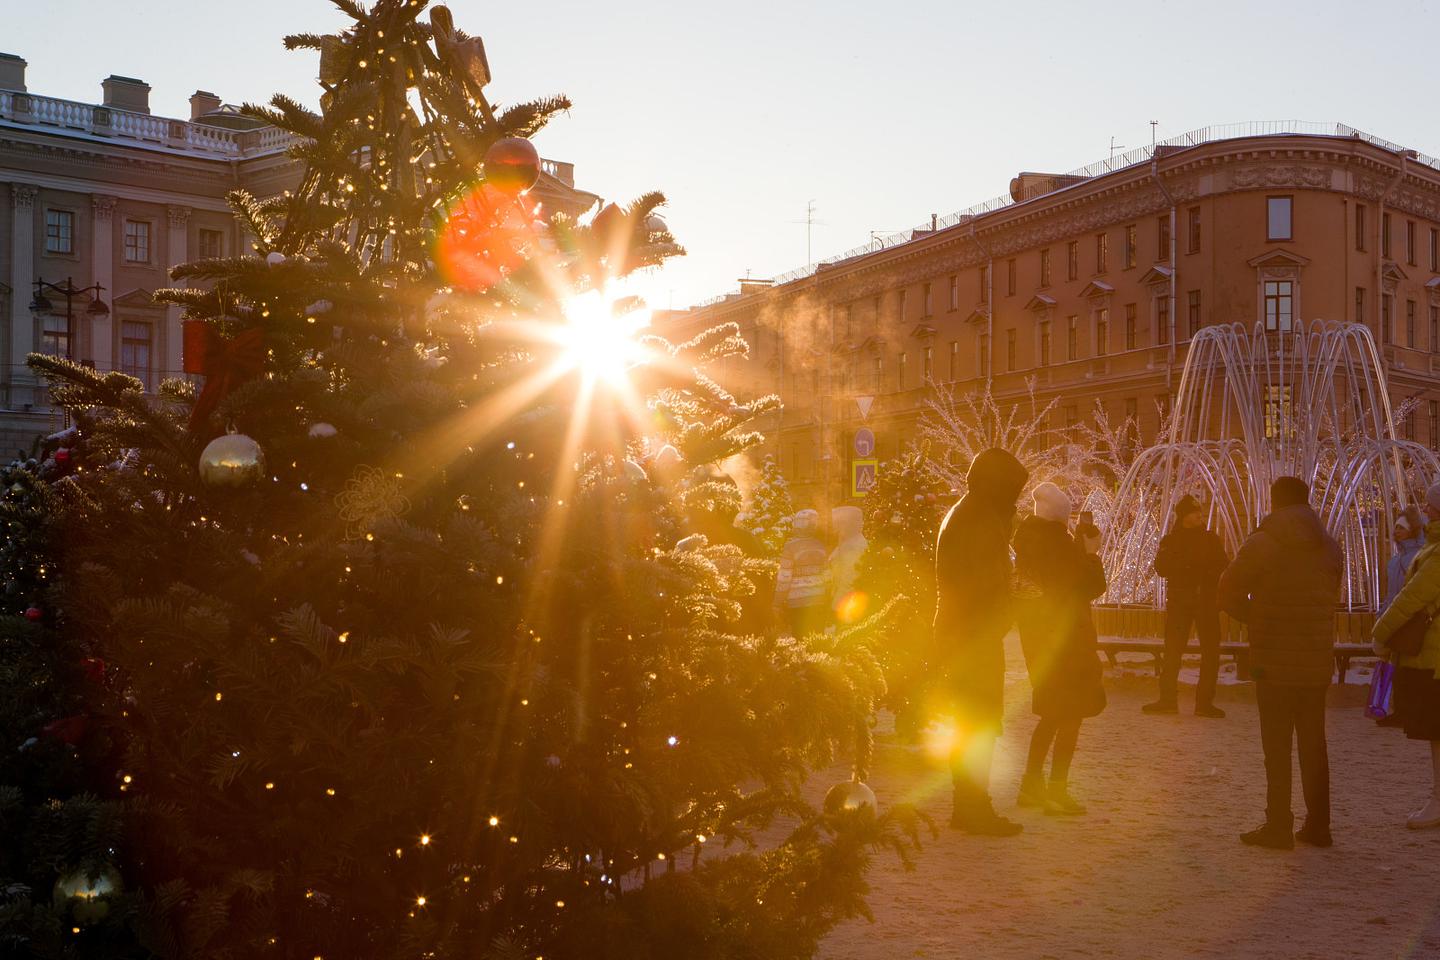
[90,195,117,372]
[165,205,191,380]
[8,183,37,407]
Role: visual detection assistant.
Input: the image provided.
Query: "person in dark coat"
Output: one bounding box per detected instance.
[1145,495,1230,717]
[934,447,1029,836]
[1218,476,1344,850]
[1014,482,1107,817]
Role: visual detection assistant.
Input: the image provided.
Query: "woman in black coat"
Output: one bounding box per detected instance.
[1013,482,1107,816]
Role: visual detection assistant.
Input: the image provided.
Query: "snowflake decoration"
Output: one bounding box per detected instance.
[335,465,411,539]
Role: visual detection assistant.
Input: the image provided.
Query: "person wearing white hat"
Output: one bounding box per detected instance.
[1374,481,1440,830]
[1013,481,1107,816]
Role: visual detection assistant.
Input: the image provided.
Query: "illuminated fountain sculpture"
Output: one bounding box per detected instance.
[1103,319,1440,610]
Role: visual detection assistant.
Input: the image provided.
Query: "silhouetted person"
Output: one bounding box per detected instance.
[773,509,831,638]
[1014,482,1107,817]
[1219,476,1343,850]
[935,448,1028,836]
[1145,496,1229,718]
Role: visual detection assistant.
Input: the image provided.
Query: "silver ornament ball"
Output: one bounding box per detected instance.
[199,434,266,487]
[823,779,877,815]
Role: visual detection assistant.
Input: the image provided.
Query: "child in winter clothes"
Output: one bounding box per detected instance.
[1013,482,1108,815]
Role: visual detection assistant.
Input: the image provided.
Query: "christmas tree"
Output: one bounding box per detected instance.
[736,455,795,556]
[9,2,917,958]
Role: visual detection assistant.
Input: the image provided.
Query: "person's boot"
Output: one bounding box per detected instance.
[1294,820,1333,847]
[952,789,1023,836]
[1142,699,1179,715]
[1195,703,1227,719]
[1016,773,1047,809]
[1406,796,1440,829]
[1044,780,1087,816]
[1241,818,1295,850]
[1376,712,1404,728]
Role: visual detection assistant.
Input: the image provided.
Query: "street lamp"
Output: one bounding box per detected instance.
[30,277,110,361]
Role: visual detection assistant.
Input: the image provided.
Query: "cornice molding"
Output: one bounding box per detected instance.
[9,181,36,208]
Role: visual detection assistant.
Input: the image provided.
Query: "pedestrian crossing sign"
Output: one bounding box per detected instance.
[851,459,878,497]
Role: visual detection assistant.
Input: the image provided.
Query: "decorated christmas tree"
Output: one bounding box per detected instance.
[6,2,918,958]
[737,455,795,556]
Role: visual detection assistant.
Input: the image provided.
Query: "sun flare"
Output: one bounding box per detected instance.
[556,290,652,387]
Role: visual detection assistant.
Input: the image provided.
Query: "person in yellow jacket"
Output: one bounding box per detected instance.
[1372,481,1440,830]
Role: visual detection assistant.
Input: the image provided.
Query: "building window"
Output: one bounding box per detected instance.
[1039,248,1051,288]
[41,314,71,358]
[1006,329,1017,371]
[1095,308,1109,357]
[1408,299,1417,347]
[1066,315,1078,361]
[979,264,989,304]
[1431,400,1439,450]
[949,275,958,311]
[979,333,990,378]
[1432,228,1439,273]
[898,288,908,321]
[1406,405,1417,442]
[922,282,932,317]
[923,345,933,382]
[1264,384,1293,439]
[1067,241,1079,281]
[45,209,74,254]
[1064,403,1079,440]
[1266,196,1293,241]
[1158,293,1170,345]
[1382,294,1393,344]
[898,351,908,390]
[1356,204,1367,252]
[843,304,854,340]
[872,295,881,332]
[1382,212,1392,258]
[1006,258,1016,296]
[1356,287,1366,324]
[1431,305,1438,352]
[872,355,884,391]
[1158,215,1171,261]
[949,340,959,380]
[124,220,151,262]
[1187,206,1201,254]
[1187,290,1201,338]
[120,320,153,386]
[1125,303,1137,350]
[1095,232,1108,273]
[1124,224,1137,269]
[199,228,223,259]
[1040,321,1052,366]
[1264,280,1294,332]
[1407,220,1417,265]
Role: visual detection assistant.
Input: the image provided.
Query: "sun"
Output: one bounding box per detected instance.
[556,289,652,387]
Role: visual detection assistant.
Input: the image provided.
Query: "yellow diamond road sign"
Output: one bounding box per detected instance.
[851,459,878,498]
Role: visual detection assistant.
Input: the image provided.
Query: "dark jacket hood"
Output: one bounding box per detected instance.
[1260,503,1330,547]
[965,448,1028,510]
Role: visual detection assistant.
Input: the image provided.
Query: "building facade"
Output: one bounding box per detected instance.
[658,124,1440,508]
[0,53,596,453]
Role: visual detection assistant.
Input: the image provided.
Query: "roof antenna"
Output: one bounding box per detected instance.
[1150,120,1159,151]
[1109,136,1125,164]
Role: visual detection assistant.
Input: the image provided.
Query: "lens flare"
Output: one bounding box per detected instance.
[834,590,870,624]
[554,290,652,388]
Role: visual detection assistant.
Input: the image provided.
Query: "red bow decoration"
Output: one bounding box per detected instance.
[183,321,266,432]
[42,714,88,745]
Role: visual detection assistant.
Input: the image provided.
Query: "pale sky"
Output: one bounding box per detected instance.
[9,0,1438,308]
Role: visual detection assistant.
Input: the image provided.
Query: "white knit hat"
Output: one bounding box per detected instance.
[1031,482,1071,523]
[791,509,819,532]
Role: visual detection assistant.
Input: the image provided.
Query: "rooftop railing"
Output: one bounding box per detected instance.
[0,88,297,159]
[723,121,1440,297]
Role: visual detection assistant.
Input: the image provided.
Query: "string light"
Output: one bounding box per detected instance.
[488,815,499,827]
[420,834,431,845]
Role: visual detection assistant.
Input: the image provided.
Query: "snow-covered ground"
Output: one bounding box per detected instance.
[814,636,1440,960]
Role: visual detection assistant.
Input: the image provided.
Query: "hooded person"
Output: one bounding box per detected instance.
[934,447,1029,835]
[1219,476,1344,850]
[1145,494,1230,717]
[1013,482,1107,816]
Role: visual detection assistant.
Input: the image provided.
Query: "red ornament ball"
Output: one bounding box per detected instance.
[54,448,71,466]
[24,606,42,621]
[483,137,541,195]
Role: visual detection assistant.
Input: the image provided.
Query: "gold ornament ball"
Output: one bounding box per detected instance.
[823,779,877,815]
[53,865,122,924]
[199,434,266,487]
